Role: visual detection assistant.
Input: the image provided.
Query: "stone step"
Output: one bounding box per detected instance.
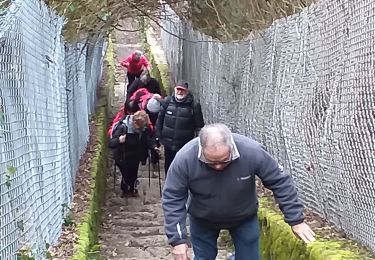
[101,245,172,259]
[99,234,168,247]
[100,225,165,237]
[101,244,229,260]
[105,218,164,228]
[106,177,165,205]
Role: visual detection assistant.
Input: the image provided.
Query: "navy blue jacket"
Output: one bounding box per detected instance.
[162,134,304,246]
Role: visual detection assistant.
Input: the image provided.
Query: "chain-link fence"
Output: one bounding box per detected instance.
[0,0,106,259]
[161,0,375,252]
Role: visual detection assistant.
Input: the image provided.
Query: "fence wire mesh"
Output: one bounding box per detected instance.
[161,0,375,252]
[0,0,106,259]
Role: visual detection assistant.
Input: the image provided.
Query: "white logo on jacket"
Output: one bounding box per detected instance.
[237,175,251,181]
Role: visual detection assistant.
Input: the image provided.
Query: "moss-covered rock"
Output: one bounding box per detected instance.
[258,198,373,260]
[106,35,116,118]
[70,36,114,260]
[220,198,374,259]
[71,101,108,260]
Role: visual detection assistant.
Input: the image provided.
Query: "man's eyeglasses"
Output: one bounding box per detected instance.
[200,153,232,166]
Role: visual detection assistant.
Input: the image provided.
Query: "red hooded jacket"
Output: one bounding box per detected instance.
[107,88,157,137]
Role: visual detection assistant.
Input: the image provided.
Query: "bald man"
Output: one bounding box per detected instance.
[162,123,315,260]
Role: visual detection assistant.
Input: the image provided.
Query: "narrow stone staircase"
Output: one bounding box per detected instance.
[99,19,229,260]
[99,163,173,259]
[99,162,229,260]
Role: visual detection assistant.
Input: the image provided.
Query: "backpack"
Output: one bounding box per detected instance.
[107,108,125,137]
[110,118,128,163]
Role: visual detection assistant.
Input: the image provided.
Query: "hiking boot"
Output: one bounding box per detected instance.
[129,189,139,197]
[121,190,132,198]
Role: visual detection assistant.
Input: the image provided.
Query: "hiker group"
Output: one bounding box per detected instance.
[108,50,316,260]
[108,50,204,197]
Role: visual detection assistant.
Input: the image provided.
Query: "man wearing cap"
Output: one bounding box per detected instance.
[162,123,316,260]
[155,81,205,176]
[120,50,151,88]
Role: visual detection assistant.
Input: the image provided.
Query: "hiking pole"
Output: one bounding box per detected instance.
[157,160,162,197]
[155,138,162,196]
[113,161,116,190]
[148,150,151,188]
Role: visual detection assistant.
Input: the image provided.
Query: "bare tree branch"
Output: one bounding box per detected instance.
[45,0,313,42]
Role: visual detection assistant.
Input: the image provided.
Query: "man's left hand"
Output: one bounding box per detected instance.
[291,222,316,243]
[154,147,161,157]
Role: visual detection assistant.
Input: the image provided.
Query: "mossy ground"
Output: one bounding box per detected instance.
[70,37,114,260]
[219,197,374,259]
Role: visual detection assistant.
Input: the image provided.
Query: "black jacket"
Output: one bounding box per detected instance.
[109,116,154,165]
[127,78,161,98]
[155,94,204,151]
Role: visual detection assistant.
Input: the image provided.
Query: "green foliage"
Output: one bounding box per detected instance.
[17,247,35,260]
[62,203,75,226]
[5,165,17,188]
[45,243,53,260]
[16,254,35,260]
[63,213,74,226]
[7,165,17,174]
[17,242,52,259]
[0,0,10,12]
[218,230,234,251]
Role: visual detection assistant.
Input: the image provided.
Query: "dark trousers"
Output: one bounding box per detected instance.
[189,215,260,260]
[164,147,177,177]
[126,72,141,89]
[116,153,140,192]
[147,111,158,127]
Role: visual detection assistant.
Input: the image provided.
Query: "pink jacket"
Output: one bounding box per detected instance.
[120,52,151,75]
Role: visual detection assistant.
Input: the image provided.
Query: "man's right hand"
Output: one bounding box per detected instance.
[171,243,189,260]
[291,222,316,243]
